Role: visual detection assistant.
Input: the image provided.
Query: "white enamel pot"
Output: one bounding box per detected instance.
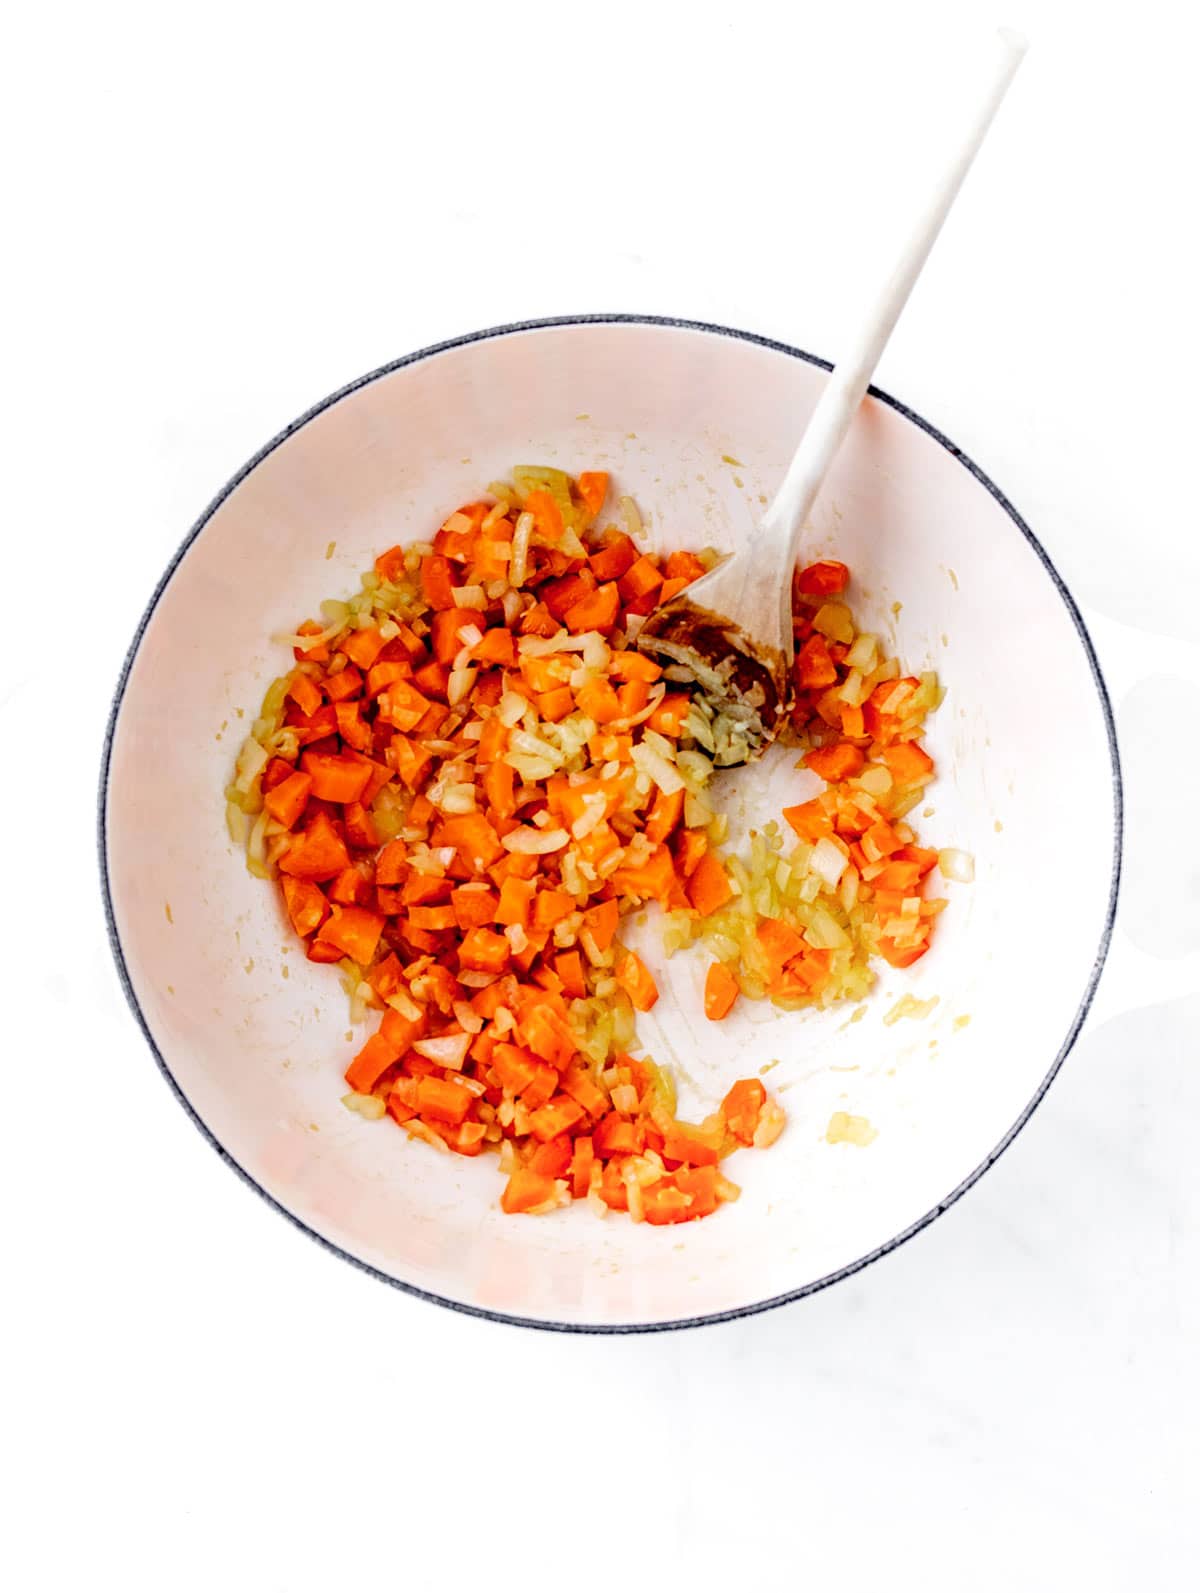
[100,317,1121,1331]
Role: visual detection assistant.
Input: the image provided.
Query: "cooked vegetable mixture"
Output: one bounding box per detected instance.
[227,468,956,1222]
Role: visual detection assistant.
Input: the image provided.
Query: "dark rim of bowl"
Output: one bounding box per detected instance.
[98,313,1123,1334]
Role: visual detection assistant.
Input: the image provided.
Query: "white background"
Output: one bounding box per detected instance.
[5,1,1198,1588]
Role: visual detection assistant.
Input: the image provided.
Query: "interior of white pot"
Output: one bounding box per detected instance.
[103,320,1118,1327]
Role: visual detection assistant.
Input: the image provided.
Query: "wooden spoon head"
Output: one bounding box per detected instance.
[635,597,792,766]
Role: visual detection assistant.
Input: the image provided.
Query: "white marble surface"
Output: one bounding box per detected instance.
[5,1,1197,1587]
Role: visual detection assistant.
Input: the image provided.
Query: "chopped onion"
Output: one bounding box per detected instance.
[570,792,608,839]
[341,1092,387,1121]
[845,632,879,672]
[386,989,424,1021]
[631,740,685,796]
[233,736,269,794]
[938,847,975,883]
[509,512,534,587]
[451,586,487,609]
[447,666,476,706]
[412,1032,472,1070]
[458,970,498,989]
[810,836,847,889]
[452,999,484,1035]
[502,826,570,854]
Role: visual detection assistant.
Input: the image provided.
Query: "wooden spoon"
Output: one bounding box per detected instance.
[637,28,1028,765]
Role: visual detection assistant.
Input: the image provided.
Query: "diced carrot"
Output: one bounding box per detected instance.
[646,786,685,844]
[675,1165,720,1218]
[877,932,930,968]
[390,733,434,791]
[647,694,689,736]
[300,752,372,804]
[664,549,707,583]
[642,1179,692,1225]
[377,681,433,732]
[570,1134,595,1199]
[882,741,935,784]
[280,875,328,939]
[500,1167,559,1215]
[594,1114,644,1158]
[581,897,619,950]
[536,686,576,722]
[420,553,458,611]
[796,559,850,596]
[334,701,371,752]
[278,811,351,881]
[519,601,559,637]
[286,672,323,717]
[345,1030,401,1094]
[673,828,708,879]
[556,950,587,998]
[722,1078,766,1144]
[796,634,838,689]
[495,875,535,928]
[263,770,312,829]
[442,1120,488,1157]
[342,801,379,849]
[608,651,663,683]
[533,889,576,931]
[459,926,510,972]
[325,665,365,702]
[321,905,386,965]
[589,531,636,581]
[472,627,515,667]
[686,852,733,916]
[704,962,739,1021]
[481,759,515,819]
[408,904,458,931]
[803,742,865,783]
[782,799,834,842]
[863,819,902,860]
[327,867,368,906]
[379,1008,427,1059]
[615,950,658,1012]
[374,545,408,584]
[431,607,485,664]
[522,655,570,694]
[416,1075,474,1126]
[262,757,296,792]
[755,918,805,977]
[529,1134,573,1177]
[341,627,388,670]
[437,812,503,869]
[576,471,609,519]
[658,577,688,604]
[413,660,450,702]
[616,677,649,717]
[574,677,622,724]
[517,1000,577,1070]
[619,555,662,600]
[528,1095,586,1143]
[451,886,499,929]
[662,1119,722,1167]
[477,716,509,763]
[408,793,435,828]
[563,582,620,633]
[375,839,408,885]
[612,844,677,904]
[524,488,564,544]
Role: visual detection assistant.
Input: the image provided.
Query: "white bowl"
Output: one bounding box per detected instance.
[100,316,1120,1330]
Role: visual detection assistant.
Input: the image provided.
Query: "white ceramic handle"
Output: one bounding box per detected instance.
[762,26,1028,620]
[1082,608,1200,1029]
